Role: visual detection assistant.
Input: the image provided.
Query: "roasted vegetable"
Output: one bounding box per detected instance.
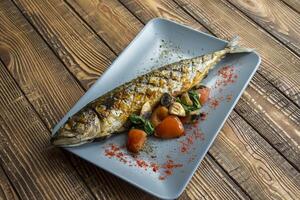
[197,87,210,105]
[176,90,201,113]
[160,93,173,107]
[180,92,193,106]
[169,102,186,117]
[155,116,184,138]
[150,106,169,127]
[127,129,147,153]
[140,101,152,118]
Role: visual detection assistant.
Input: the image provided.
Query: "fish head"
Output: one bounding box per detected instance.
[51,109,101,147]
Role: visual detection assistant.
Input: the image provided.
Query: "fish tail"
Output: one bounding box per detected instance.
[227,36,253,53]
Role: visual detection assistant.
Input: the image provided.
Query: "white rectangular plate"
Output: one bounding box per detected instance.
[52,18,261,199]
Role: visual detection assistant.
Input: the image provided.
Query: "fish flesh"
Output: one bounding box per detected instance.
[51,37,252,147]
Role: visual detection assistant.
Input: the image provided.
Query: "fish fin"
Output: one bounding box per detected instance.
[227,36,254,53]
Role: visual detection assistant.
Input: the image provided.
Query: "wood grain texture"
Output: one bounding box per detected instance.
[236,75,300,169]
[7,0,251,199]
[175,0,300,106]
[120,0,300,169]
[0,1,152,200]
[0,61,94,199]
[66,0,143,53]
[119,0,207,32]
[0,0,85,130]
[183,155,250,200]
[226,0,300,55]
[0,165,19,200]
[67,0,300,199]
[3,0,294,199]
[210,111,300,199]
[281,0,300,13]
[13,0,115,90]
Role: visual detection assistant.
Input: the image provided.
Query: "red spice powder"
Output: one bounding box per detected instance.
[150,163,159,172]
[164,170,172,175]
[179,125,205,153]
[180,146,187,153]
[158,159,183,180]
[215,65,238,89]
[210,99,219,109]
[193,129,205,141]
[105,144,120,157]
[136,159,148,169]
[209,96,224,109]
[104,144,129,164]
[103,143,184,180]
[163,160,183,169]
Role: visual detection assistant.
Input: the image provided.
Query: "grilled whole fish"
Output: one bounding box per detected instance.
[51,37,252,147]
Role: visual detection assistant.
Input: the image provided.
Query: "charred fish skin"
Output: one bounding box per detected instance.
[51,109,101,146]
[51,37,252,147]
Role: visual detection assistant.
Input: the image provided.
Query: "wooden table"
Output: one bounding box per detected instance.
[0,0,299,199]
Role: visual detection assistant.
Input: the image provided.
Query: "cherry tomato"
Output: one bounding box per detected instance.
[155,116,184,139]
[150,106,169,127]
[127,129,147,153]
[198,87,210,105]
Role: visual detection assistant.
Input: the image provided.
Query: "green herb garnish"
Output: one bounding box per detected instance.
[188,90,201,109]
[176,90,201,113]
[129,114,154,135]
[129,114,145,124]
[144,120,155,135]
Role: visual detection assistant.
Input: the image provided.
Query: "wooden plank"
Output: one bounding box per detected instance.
[0,1,149,200]
[210,111,300,199]
[0,61,94,199]
[65,0,143,53]
[226,0,300,55]
[183,155,249,200]
[0,165,19,200]
[174,0,300,106]
[281,0,300,13]
[13,0,115,90]
[0,0,85,130]
[120,0,300,169]
[65,0,300,198]
[3,0,249,199]
[119,0,207,32]
[236,77,300,169]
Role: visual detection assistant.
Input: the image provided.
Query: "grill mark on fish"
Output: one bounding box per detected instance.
[91,107,104,121]
[152,70,179,82]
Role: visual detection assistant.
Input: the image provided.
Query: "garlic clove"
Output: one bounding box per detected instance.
[140,101,152,118]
